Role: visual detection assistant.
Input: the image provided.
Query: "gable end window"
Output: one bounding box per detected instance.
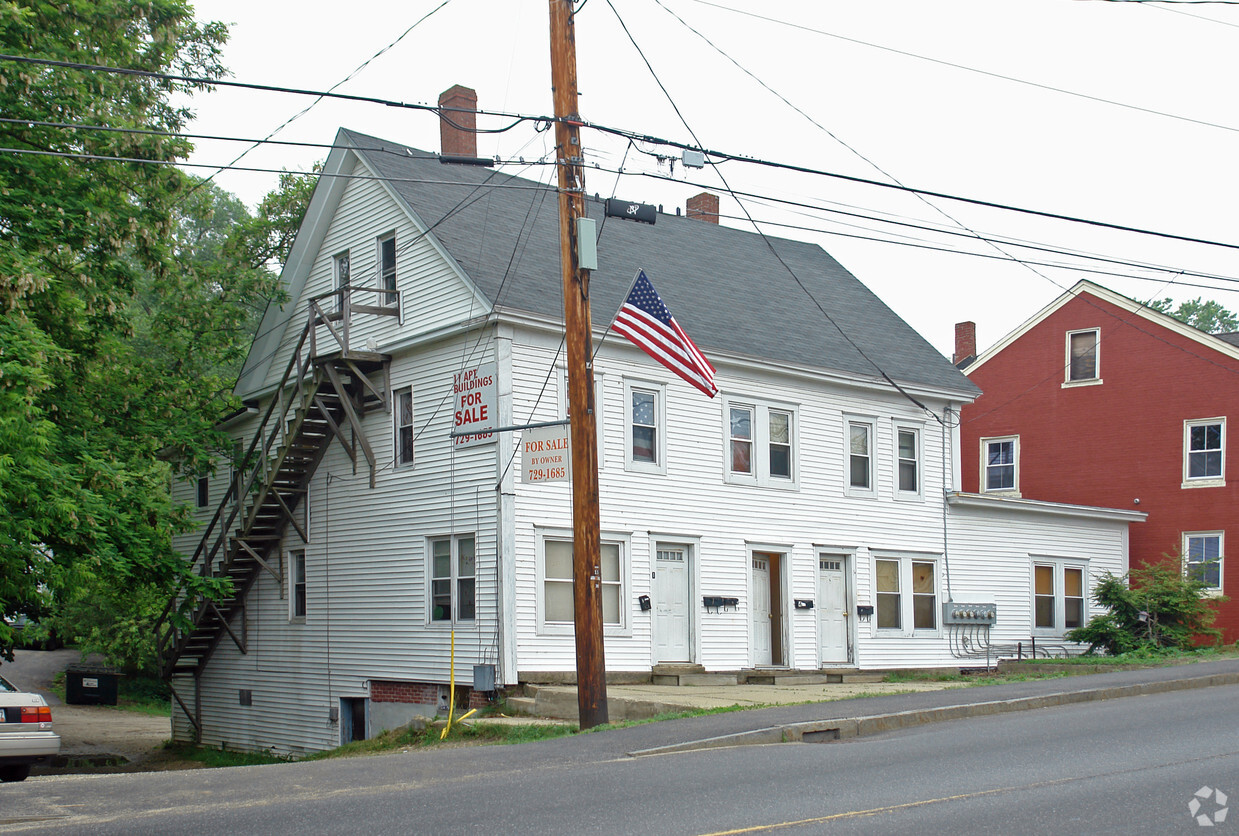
[378,234,397,306]
[1184,418,1225,487]
[1184,532,1223,593]
[1065,329,1100,384]
[334,251,351,313]
[982,436,1019,494]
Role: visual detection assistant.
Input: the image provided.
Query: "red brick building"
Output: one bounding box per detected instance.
[957,280,1238,642]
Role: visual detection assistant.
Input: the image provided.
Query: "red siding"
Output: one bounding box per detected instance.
[960,291,1239,641]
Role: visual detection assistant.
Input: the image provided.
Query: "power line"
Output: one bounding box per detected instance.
[682,0,1239,135]
[6,51,1239,252]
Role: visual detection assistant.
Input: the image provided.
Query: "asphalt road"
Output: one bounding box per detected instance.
[2,683,1235,834]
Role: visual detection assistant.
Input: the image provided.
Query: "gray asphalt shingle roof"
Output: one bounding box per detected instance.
[346,129,978,397]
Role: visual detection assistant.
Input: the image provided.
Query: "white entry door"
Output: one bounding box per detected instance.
[752,555,772,666]
[819,557,849,664]
[654,547,691,663]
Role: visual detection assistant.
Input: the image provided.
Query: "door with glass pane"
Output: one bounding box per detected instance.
[654,547,691,663]
[819,557,849,664]
[751,555,772,666]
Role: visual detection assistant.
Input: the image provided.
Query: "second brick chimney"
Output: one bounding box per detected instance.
[953,321,977,368]
[686,192,719,224]
[439,84,478,159]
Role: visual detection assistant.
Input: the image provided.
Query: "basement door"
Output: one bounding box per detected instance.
[818,556,850,664]
[653,546,692,663]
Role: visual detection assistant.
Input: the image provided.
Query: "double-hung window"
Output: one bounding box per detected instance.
[1032,559,1087,634]
[1065,328,1099,384]
[195,475,209,509]
[429,535,475,623]
[378,233,397,307]
[895,424,921,497]
[846,419,874,495]
[874,556,937,632]
[724,399,797,487]
[334,251,350,313]
[1184,418,1225,487]
[395,387,414,467]
[624,381,665,474]
[982,436,1019,494]
[289,550,307,621]
[540,533,626,633]
[1184,532,1223,592]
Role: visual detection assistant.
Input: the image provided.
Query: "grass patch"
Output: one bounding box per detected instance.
[305,719,579,761]
[1007,645,1239,666]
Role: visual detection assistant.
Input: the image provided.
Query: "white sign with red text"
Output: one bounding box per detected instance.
[452,363,497,448]
[522,424,571,484]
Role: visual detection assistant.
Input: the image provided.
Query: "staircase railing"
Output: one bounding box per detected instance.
[155,284,397,673]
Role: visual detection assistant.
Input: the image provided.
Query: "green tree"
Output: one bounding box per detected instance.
[0,0,244,659]
[1148,297,1239,334]
[1066,562,1225,655]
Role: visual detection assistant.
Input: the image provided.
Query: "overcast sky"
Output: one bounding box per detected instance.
[181,0,1239,358]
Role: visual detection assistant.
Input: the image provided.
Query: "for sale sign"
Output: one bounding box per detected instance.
[522,424,570,484]
[453,363,497,448]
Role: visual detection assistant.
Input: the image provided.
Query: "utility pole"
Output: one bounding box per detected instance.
[548,0,608,729]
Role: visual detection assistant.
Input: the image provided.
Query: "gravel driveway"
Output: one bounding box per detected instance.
[2,649,176,772]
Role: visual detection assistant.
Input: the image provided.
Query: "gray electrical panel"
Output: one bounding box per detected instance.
[943,602,997,626]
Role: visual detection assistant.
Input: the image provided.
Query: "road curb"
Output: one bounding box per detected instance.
[627,670,1239,757]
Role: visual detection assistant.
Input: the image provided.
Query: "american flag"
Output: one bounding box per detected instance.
[612,270,718,398]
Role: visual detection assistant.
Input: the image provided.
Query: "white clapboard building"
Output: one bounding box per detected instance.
[162,89,1142,755]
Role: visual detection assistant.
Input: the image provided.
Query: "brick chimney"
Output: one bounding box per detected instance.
[438,84,478,159]
[953,321,977,368]
[686,192,719,224]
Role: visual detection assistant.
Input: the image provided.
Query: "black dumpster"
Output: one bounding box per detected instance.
[65,664,120,706]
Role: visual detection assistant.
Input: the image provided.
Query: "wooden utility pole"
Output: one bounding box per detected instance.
[548,0,608,729]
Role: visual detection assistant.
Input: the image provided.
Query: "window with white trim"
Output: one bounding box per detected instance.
[1184,532,1223,592]
[982,436,1019,494]
[624,381,665,474]
[558,368,603,469]
[1065,328,1099,383]
[724,398,797,487]
[874,556,937,632]
[846,419,874,495]
[540,534,626,632]
[429,534,475,623]
[1032,559,1087,634]
[1183,418,1225,487]
[334,251,350,313]
[395,386,414,467]
[895,424,921,497]
[289,550,307,621]
[378,233,397,306]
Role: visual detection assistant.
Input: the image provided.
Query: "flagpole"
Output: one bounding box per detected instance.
[592,269,646,361]
[549,0,608,730]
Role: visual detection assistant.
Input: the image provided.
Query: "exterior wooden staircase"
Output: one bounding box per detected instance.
[155,288,395,736]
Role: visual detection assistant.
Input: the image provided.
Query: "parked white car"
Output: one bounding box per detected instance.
[0,673,60,782]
